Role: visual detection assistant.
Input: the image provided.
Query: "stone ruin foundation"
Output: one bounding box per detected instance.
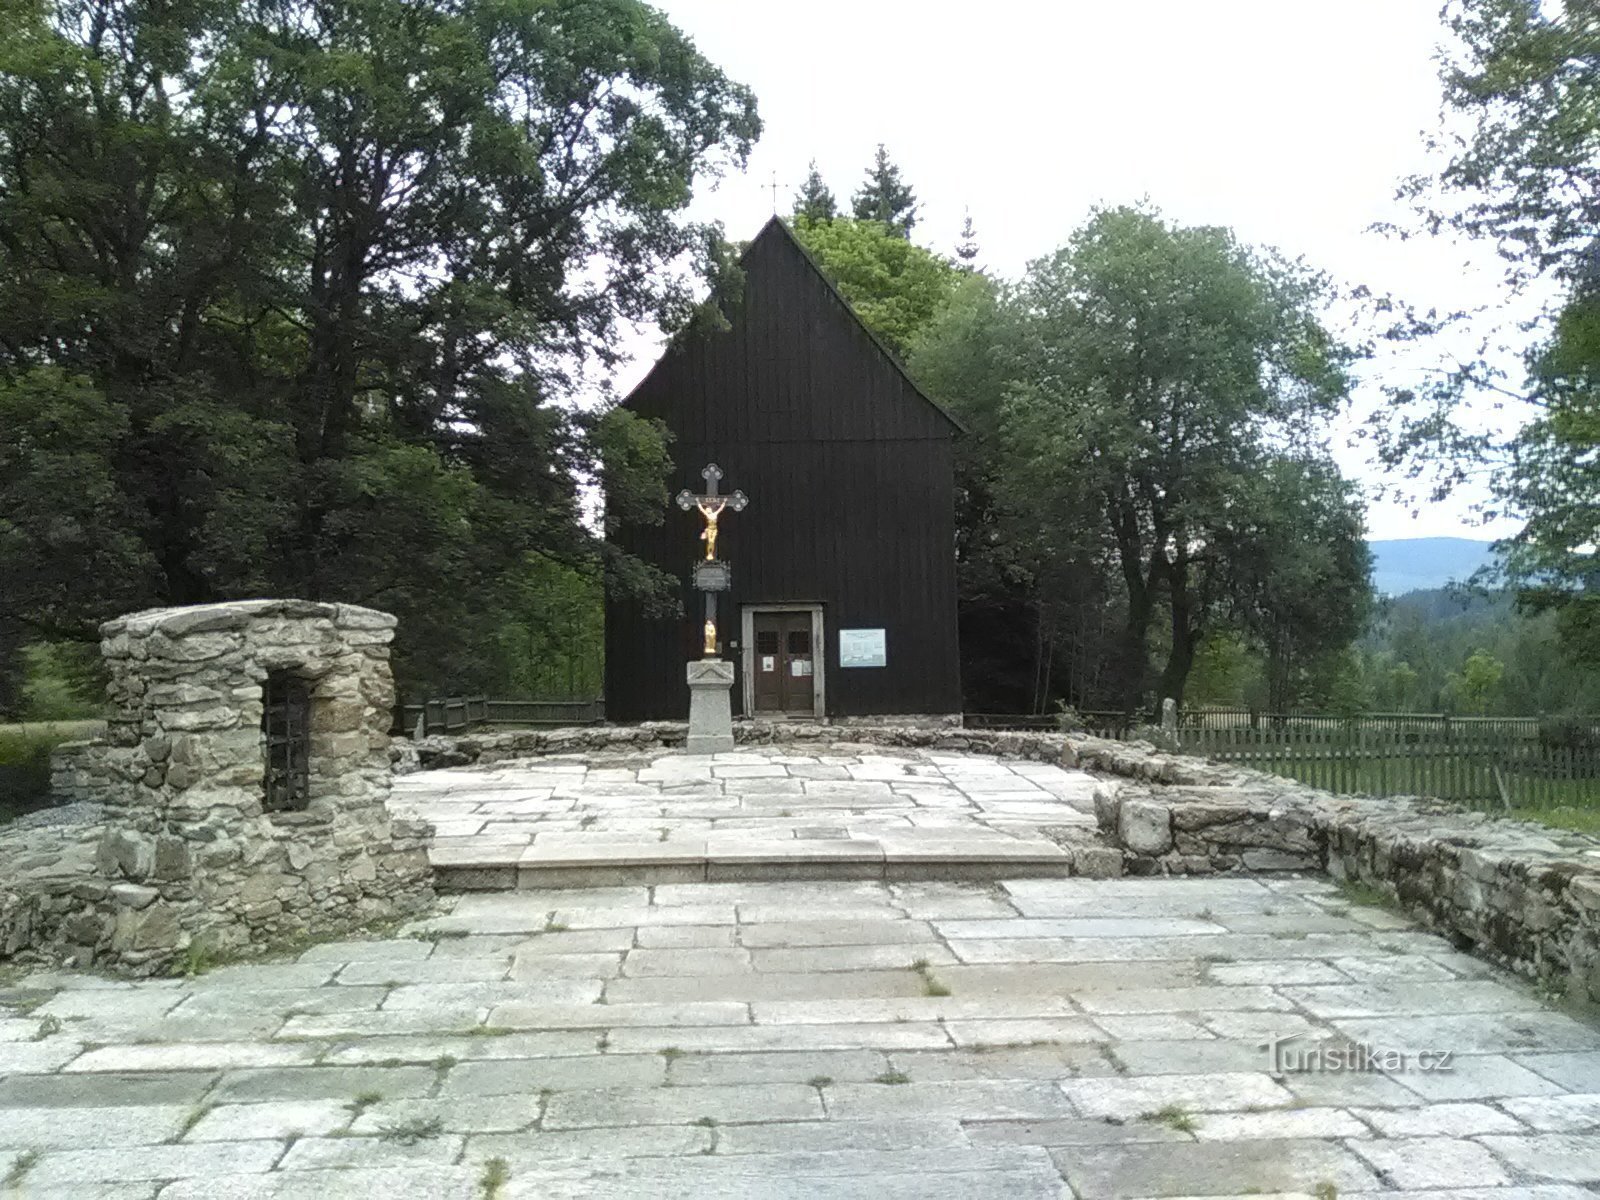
[15,600,432,972]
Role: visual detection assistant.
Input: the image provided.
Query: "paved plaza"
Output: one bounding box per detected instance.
[396,746,1101,887]
[2,745,1599,1197]
[4,880,1600,1196]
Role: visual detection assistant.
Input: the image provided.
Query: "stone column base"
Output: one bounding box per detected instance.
[686,658,736,754]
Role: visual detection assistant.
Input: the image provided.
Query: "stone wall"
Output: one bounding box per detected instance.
[10,600,433,973]
[48,738,118,808]
[403,720,1600,1004]
[1092,772,1600,1006]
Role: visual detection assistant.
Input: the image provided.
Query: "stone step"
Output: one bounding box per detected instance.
[430,836,1077,891]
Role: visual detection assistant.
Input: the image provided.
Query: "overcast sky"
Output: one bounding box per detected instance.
[617,0,1529,543]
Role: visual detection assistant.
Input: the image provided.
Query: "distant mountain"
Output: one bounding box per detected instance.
[1369,538,1498,596]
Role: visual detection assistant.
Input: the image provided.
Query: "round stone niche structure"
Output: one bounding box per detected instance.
[90,600,431,968]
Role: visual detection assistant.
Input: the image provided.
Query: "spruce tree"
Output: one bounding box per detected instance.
[956,209,980,269]
[792,161,837,222]
[851,144,917,238]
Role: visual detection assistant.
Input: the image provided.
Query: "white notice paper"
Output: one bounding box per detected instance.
[839,628,887,668]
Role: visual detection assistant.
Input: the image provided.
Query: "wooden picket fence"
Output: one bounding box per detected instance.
[964,709,1600,813]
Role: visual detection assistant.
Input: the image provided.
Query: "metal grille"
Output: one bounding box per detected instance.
[262,672,311,813]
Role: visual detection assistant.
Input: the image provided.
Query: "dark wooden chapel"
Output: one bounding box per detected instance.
[604,216,962,721]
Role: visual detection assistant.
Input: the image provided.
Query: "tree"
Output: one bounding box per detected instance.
[1223,459,1373,712]
[789,216,958,355]
[1445,649,1506,715]
[0,0,758,694]
[1380,0,1600,663]
[793,160,837,222]
[956,209,980,270]
[1001,205,1359,714]
[851,144,917,238]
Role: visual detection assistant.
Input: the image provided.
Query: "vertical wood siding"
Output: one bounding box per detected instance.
[604,219,962,720]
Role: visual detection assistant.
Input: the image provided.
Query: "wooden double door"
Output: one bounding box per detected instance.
[750,610,816,715]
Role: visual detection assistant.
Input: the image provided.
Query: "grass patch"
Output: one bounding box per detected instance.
[912,958,951,997]
[346,1091,383,1116]
[378,1116,444,1144]
[172,1103,216,1141]
[1137,1103,1196,1133]
[1507,805,1600,834]
[3,1149,39,1188]
[806,1075,833,1088]
[691,1116,718,1127]
[1313,1183,1339,1200]
[479,1156,510,1199]
[1334,878,1390,909]
[874,1070,910,1085]
[30,1015,62,1040]
[658,1047,684,1061]
[0,722,95,825]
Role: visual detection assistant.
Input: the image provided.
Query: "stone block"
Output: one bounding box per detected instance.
[1118,799,1172,854]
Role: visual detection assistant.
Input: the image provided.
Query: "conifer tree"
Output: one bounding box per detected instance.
[851,144,917,238]
[956,209,980,270]
[792,161,837,222]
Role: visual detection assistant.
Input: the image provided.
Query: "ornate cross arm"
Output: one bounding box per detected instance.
[676,463,748,562]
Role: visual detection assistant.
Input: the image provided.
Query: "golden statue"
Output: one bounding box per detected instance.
[697,499,723,561]
[703,618,717,655]
[676,465,747,564]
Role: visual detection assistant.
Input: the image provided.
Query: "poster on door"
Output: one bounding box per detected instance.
[839,628,887,668]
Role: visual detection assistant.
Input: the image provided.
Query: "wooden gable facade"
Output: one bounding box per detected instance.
[604,217,962,721]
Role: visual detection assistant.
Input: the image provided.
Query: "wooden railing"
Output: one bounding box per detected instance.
[963,709,1600,813]
[396,697,604,737]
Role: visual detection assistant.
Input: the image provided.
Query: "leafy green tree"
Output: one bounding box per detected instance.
[789,216,958,355]
[1001,205,1359,714]
[1444,648,1506,715]
[793,160,837,222]
[850,144,917,238]
[0,0,757,695]
[1223,459,1373,712]
[1380,0,1600,664]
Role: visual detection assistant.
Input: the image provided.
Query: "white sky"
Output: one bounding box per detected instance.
[615,0,1536,543]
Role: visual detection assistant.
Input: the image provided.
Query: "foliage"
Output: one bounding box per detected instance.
[789,216,960,355]
[1000,205,1362,713]
[1379,0,1600,664]
[792,160,837,222]
[493,556,604,699]
[901,205,1368,716]
[850,144,917,238]
[0,0,758,696]
[956,210,980,270]
[1222,458,1373,711]
[19,643,103,721]
[0,723,90,824]
[1355,585,1600,715]
[1444,648,1507,715]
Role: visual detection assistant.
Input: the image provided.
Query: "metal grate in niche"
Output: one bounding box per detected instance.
[262,672,311,813]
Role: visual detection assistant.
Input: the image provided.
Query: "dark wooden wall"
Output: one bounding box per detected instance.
[605,218,962,721]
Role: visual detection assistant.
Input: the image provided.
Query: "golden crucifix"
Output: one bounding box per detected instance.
[676,463,748,657]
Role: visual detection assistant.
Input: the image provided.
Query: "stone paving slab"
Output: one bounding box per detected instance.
[394,746,1100,887]
[2,874,1599,1197]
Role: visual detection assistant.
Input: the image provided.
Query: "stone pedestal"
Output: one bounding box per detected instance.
[686,658,736,754]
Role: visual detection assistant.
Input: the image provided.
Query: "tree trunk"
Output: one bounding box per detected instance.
[0,617,25,720]
[1156,550,1200,716]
